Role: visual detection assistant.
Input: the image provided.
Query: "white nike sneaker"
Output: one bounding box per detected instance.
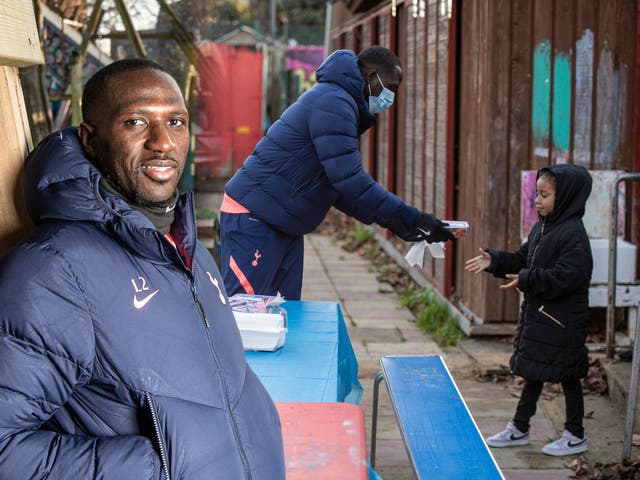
[486,421,529,447]
[542,430,588,456]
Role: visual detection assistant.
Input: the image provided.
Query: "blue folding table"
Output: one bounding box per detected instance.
[245,301,362,403]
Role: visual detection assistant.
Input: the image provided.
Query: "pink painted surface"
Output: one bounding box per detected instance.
[520,170,625,240]
[276,402,368,479]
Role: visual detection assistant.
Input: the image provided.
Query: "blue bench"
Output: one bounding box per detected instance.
[371,355,504,479]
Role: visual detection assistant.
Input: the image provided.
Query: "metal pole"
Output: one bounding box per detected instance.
[323,0,332,57]
[606,176,621,359]
[270,0,277,39]
[623,301,640,461]
[370,372,384,469]
[607,174,640,359]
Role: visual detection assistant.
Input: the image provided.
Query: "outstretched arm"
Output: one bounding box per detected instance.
[465,248,522,290]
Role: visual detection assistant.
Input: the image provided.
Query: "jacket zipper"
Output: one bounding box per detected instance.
[145,392,171,480]
[187,272,210,328]
[538,305,566,328]
[187,270,251,478]
[529,219,545,267]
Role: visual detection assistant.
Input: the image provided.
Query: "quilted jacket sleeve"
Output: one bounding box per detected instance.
[484,243,529,279]
[308,91,419,226]
[0,243,159,480]
[518,228,592,299]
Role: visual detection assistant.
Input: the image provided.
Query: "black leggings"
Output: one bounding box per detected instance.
[512,378,584,438]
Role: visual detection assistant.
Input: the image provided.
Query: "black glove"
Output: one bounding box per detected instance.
[412,212,455,243]
[378,217,422,242]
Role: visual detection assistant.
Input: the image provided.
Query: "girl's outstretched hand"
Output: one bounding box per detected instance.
[499,274,519,290]
[465,248,491,274]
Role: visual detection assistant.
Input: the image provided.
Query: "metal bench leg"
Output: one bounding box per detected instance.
[371,371,384,469]
[623,302,640,461]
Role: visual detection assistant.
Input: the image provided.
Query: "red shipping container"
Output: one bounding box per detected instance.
[196,43,263,179]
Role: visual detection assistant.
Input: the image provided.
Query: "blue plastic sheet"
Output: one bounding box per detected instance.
[245,301,363,403]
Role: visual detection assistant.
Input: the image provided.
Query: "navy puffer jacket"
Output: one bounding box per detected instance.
[225,49,419,235]
[485,164,593,382]
[0,128,285,479]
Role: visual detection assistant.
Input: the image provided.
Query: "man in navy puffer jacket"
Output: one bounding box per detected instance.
[221,46,454,300]
[0,59,284,479]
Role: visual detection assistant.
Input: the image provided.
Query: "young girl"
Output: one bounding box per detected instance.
[465,164,593,457]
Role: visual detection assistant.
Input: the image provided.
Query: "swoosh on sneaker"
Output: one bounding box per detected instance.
[567,438,586,448]
[509,432,528,441]
[134,289,160,309]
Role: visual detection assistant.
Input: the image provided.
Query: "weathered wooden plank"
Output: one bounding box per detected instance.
[434,3,448,284]
[360,19,372,179]
[396,7,409,205]
[457,0,486,318]
[573,0,595,167]
[422,0,438,278]
[551,0,574,163]
[388,9,398,196]
[486,0,512,322]
[505,0,534,320]
[531,0,553,166]
[617,0,637,172]
[403,12,416,205]
[594,0,619,169]
[418,9,429,212]
[377,14,390,189]
[414,12,425,211]
[0,66,34,255]
[0,0,44,66]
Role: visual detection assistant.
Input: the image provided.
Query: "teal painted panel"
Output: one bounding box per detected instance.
[552,53,571,154]
[532,40,551,153]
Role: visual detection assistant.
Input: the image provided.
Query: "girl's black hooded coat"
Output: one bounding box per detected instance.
[485,164,593,382]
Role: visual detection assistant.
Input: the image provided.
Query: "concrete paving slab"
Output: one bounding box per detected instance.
[372,466,414,480]
[351,316,417,328]
[348,327,404,344]
[344,305,412,320]
[372,439,412,467]
[365,341,443,356]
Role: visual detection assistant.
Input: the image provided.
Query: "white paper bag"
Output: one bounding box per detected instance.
[405,241,445,268]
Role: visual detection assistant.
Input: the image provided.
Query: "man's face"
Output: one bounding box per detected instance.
[366,65,403,97]
[80,68,189,206]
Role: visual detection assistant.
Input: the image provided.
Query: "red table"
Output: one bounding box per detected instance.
[276,402,369,479]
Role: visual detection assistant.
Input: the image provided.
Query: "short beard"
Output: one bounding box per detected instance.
[101,170,176,209]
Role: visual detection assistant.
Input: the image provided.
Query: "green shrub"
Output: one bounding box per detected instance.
[400,288,465,347]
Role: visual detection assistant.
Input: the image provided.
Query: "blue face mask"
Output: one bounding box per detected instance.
[368,73,395,114]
